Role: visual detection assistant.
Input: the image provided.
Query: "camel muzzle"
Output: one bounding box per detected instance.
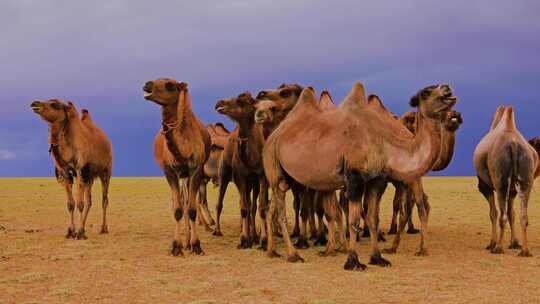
[30,101,42,112]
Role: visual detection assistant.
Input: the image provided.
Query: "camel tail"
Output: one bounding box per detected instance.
[508,141,519,193]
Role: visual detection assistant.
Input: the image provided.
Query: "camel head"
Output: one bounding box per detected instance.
[256,83,303,112]
[254,99,278,125]
[410,84,457,119]
[215,92,257,122]
[30,99,72,124]
[442,110,463,132]
[142,78,188,107]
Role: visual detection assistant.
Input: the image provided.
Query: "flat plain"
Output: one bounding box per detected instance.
[1,177,540,303]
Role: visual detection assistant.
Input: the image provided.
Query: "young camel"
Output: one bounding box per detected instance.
[143,79,211,256]
[30,99,112,239]
[263,82,457,269]
[474,106,539,256]
[214,92,267,248]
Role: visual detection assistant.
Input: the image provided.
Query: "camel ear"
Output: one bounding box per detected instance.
[409,95,420,107]
[176,82,188,91]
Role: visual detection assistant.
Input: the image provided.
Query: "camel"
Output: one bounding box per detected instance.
[196,123,230,230]
[474,106,539,257]
[214,92,267,248]
[263,82,457,270]
[30,99,112,239]
[143,78,211,256]
[387,109,463,235]
[529,136,540,155]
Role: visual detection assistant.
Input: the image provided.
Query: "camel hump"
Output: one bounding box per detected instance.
[339,81,367,110]
[287,87,319,116]
[213,122,230,135]
[490,106,506,130]
[367,95,388,111]
[178,88,193,113]
[500,106,517,131]
[319,91,336,111]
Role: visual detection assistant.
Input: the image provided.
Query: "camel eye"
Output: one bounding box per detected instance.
[279,90,291,98]
[51,103,62,110]
[257,91,267,99]
[165,82,176,92]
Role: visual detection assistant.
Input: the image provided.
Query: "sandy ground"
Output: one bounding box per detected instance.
[1,177,540,304]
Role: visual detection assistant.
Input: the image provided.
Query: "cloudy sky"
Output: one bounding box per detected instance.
[1,0,539,176]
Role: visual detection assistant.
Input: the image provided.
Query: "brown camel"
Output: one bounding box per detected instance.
[30,99,112,239]
[529,136,540,155]
[263,82,457,269]
[387,109,463,235]
[196,123,230,230]
[474,106,539,256]
[143,78,211,256]
[214,92,267,248]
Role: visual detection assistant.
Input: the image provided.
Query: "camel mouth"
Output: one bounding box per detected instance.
[31,106,42,113]
[143,92,153,100]
[216,106,227,114]
[255,116,267,124]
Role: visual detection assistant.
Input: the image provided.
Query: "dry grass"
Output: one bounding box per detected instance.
[1,177,540,303]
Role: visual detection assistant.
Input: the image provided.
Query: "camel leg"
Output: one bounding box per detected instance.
[383,183,409,254]
[507,187,521,249]
[338,190,350,239]
[365,179,391,266]
[187,168,205,255]
[258,176,269,250]
[236,176,252,249]
[250,178,260,244]
[343,172,367,271]
[361,192,370,238]
[99,171,111,234]
[478,177,497,250]
[165,167,183,256]
[77,179,94,240]
[517,182,532,257]
[180,180,191,250]
[61,176,76,239]
[491,186,509,254]
[213,164,231,237]
[314,192,328,246]
[307,190,318,241]
[409,180,430,256]
[406,195,420,234]
[198,182,215,231]
[291,190,301,238]
[335,199,347,251]
[295,188,312,249]
[320,192,340,256]
[388,185,401,235]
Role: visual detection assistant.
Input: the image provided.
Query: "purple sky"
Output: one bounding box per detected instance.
[1,1,539,176]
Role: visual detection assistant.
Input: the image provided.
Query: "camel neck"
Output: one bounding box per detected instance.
[237,118,256,140]
[431,129,457,172]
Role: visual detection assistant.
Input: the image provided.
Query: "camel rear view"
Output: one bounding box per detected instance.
[474,106,539,257]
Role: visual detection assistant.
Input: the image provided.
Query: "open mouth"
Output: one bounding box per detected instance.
[143,92,153,99]
[31,106,42,113]
[216,106,226,114]
[255,116,266,124]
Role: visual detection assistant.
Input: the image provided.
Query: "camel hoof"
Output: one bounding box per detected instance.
[318,250,336,257]
[518,250,532,257]
[387,227,397,235]
[65,227,76,239]
[362,229,370,238]
[75,229,87,240]
[344,251,367,271]
[290,229,300,239]
[251,234,260,245]
[406,227,420,234]
[369,253,391,267]
[191,240,204,255]
[382,247,397,255]
[294,237,310,249]
[378,232,386,242]
[508,240,522,250]
[309,234,318,241]
[490,246,504,254]
[209,219,216,226]
[314,235,328,246]
[267,250,281,259]
[258,238,268,251]
[287,253,304,263]
[212,230,223,237]
[415,249,429,256]
[485,241,496,250]
[100,226,109,234]
[171,240,183,257]
[237,236,252,249]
